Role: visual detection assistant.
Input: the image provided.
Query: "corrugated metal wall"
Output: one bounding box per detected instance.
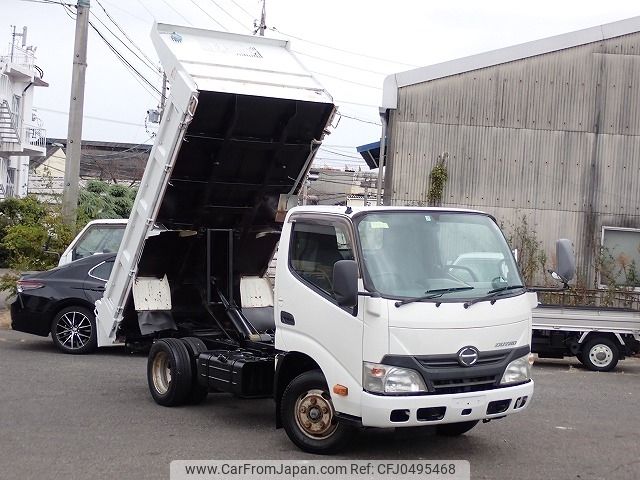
[386,32,640,284]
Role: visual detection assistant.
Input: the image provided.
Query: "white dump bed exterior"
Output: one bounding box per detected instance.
[95,24,335,347]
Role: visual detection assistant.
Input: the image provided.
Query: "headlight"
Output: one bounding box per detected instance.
[363,362,427,394]
[500,354,532,385]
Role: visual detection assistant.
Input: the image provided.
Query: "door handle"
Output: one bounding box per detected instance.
[280,311,295,325]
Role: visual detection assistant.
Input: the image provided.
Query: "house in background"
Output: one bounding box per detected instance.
[0,27,47,199]
[29,138,151,201]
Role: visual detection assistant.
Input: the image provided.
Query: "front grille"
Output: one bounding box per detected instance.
[431,376,497,395]
[417,350,510,369]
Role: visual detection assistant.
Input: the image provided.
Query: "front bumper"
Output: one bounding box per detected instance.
[360,380,533,428]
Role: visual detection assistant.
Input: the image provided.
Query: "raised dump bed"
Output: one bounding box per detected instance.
[95,24,335,346]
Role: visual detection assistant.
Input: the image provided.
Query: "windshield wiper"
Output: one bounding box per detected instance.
[463,285,526,309]
[395,287,474,308]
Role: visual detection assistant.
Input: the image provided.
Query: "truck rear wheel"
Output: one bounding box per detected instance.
[281,370,354,454]
[181,337,209,404]
[580,337,619,372]
[147,338,193,406]
[436,420,479,436]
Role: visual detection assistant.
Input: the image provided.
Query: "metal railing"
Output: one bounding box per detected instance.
[25,124,46,148]
[0,44,35,70]
[0,73,10,102]
[0,99,21,144]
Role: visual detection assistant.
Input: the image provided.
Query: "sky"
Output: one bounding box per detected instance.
[3,0,640,170]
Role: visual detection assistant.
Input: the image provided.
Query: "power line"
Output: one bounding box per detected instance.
[269,26,418,68]
[89,10,160,75]
[335,99,379,108]
[228,0,255,20]
[95,0,158,70]
[339,113,381,126]
[206,0,252,32]
[292,49,388,76]
[88,20,163,98]
[319,147,363,159]
[187,0,228,31]
[159,0,193,25]
[135,0,157,20]
[311,71,381,90]
[36,107,146,127]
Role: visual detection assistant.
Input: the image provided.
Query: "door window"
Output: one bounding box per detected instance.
[289,222,354,295]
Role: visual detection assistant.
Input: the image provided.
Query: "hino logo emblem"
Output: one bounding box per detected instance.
[457,346,479,367]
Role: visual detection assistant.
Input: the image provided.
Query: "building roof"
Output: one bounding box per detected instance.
[382,16,640,109]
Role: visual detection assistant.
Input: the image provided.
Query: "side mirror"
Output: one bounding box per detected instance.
[552,239,575,287]
[333,260,358,308]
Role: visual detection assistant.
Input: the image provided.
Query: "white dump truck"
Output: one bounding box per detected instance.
[94,24,575,454]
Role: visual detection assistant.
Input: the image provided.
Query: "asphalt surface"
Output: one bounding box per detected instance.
[0,328,638,480]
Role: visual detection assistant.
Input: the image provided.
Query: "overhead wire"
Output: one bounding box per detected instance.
[319,147,364,159]
[338,113,381,126]
[311,71,381,90]
[94,0,158,70]
[159,0,194,25]
[187,0,228,30]
[89,10,160,75]
[268,26,418,68]
[292,50,389,76]
[88,20,163,99]
[228,0,255,20]
[205,0,253,32]
[36,107,146,127]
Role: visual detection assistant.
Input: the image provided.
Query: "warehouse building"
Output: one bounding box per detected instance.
[379,17,640,286]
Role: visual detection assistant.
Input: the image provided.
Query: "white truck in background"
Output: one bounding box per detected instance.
[87,24,578,453]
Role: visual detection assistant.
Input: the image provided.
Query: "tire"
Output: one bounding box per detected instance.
[181,337,209,404]
[436,420,479,436]
[51,305,97,354]
[281,370,354,454]
[147,338,193,406]
[580,337,619,372]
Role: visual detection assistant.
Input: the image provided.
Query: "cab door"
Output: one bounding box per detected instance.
[275,216,363,415]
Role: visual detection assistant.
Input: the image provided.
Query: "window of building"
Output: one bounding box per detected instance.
[289,221,354,294]
[600,227,640,288]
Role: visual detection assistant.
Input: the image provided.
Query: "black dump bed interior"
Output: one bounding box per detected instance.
[128,91,334,337]
[155,91,334,276]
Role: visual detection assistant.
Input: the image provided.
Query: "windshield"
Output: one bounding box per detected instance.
[356,211,523,301]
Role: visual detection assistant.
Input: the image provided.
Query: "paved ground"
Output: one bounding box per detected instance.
[0,329,638,480]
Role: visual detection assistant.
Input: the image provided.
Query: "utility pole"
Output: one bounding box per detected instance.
[257,0,266,36]
[62,0,90,227]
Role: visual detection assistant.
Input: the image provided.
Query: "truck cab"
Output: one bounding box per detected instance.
[272,206,536,451]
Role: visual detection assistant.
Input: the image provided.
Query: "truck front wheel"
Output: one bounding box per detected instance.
[281,370,354,454]
[147,338,193,406]
[580,337,619,372]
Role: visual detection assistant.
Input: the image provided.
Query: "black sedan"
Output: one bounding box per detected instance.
[11,253,115,354]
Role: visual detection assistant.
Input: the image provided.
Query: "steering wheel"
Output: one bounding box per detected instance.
[446,265,479,282]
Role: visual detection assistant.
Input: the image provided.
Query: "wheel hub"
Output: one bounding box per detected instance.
[589,344,613,367]
[294,389,337,439]
[151,350,172,395]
